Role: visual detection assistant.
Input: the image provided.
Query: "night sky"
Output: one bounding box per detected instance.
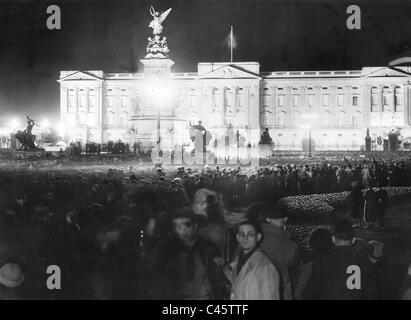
[0,0,411,125]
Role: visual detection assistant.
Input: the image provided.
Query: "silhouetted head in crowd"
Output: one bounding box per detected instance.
[193,188,224,222]
[247,203,289,229]
[204,194,223,223]
[246,202,267,223]
[332,218,355,246]
[309,228,333,254]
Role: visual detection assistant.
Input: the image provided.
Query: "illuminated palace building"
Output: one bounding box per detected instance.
[58,59,411,151]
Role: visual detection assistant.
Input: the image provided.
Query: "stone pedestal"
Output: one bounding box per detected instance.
[129,58,191,148]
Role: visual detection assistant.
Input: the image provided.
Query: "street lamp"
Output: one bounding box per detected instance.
[300,113,318,157]
[146,84,170,150]
[9,118,19,133]
[41,118,50,129]
[57,122,65,138]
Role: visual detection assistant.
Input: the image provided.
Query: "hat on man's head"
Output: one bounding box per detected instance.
[263,204,289,220]
[333,218,354,241]
[0,263,25,288]
[169,207,207,226]
[170,207,196,221]
[246,202,267,223]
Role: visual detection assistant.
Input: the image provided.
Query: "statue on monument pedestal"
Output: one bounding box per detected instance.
[189,121,212,153]
[146,6,172,58]
[15,116,41,150]
[259,127,274,146]
[260,106,271,127]
[130,96,141,117]
[149,6,172,35]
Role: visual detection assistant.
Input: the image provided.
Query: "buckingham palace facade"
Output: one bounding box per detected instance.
[58,60,411,151]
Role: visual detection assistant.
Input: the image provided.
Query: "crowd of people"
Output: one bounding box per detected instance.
[67,140,131,156]
[0,158,411,300]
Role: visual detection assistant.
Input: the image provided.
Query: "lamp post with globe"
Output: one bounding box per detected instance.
[146,79,170,157]
[300,113,318,157]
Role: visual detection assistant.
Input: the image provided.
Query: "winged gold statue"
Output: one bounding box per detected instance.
[149,6,172,35]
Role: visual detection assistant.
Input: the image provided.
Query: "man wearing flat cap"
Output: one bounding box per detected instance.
[147,207,227,300]
[246,203,300,300]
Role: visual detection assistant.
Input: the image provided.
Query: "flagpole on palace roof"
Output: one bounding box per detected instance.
[230,26,233,63]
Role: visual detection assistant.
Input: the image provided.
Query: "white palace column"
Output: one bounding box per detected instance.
[206,85,213,124]
[378,84,384,127]
[363,83,372,129]
[314,85,321,111]
[343,84,350,130]
[285,86,292,126]
[405,82,411,126]
[198,85,204,122]
[114,87,120,127]
[249,84,260,144]
[220,86,226,126]
[98,84,104,143]
[390,84,396,119]
[300,85,306,110]
[245,85,251,142]
[270,85,277,128]
[74,87,79,126]
[85,87,90,141]
[60,87,68,123]
[330,85,337,127]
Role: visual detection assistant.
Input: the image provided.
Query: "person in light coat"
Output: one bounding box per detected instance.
[219,220,280,300]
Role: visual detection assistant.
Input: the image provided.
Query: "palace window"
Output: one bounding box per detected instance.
[225,90,234,108]
[78,112,86,125]
[307,95,314,107]
[277,111,286,126]
[322,111,331,126]
[190,95,197,108]
[291,112,300,126]
[383,95,389,106]
[121,96,128,108]
[337,111,345,126]
[107,112,114,126]
[263,95,270,106]
[78,96,86,124]
[352,96,359,107]
[322,94,329,106]
[337,95,344,106]
[107,96,114,109]
[88,95,95,113]
[277,95,285,107]
[395,88,403,112]
[371,95,378,112]
[68,95,75,113]
[120,112,128,126]
[395,95,403,112]
[79,95,86,110]
[352,111,361,126]
[292,95,299,107]
[238,94,246,108]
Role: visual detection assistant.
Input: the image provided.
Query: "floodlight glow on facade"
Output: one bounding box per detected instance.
[41,119,50,128]
[10,118,19,129]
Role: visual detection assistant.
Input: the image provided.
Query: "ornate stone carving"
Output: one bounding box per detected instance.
[146,6,172,58]
[130,96,141,116]
[260,105,271,126]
